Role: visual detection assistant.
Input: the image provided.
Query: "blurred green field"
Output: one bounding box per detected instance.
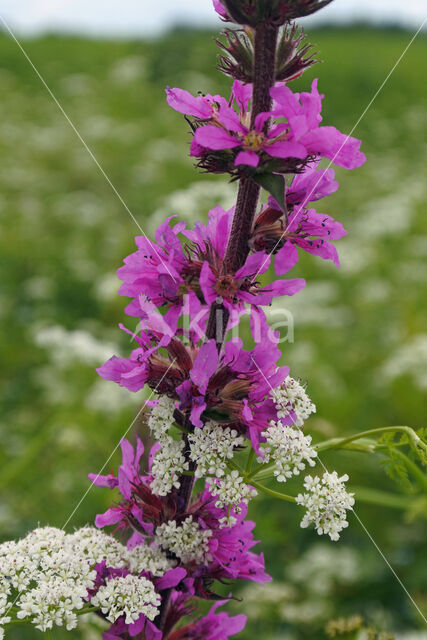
[0,25,426,639]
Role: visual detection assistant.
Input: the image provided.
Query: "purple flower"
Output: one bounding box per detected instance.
[89,437,144,499]
[189,488,272,586]
[97,318,175,393]
[194,108,306,168]
[199,249,305,313]
[181,205,233,260]
[118,216,204,323]
[284,160,339,208]
[173,336,291,436]
[270,79,366,169]
[168,78,365,172]
[166,87,228,120]
[251,162,347,269]
[91,438,173,536]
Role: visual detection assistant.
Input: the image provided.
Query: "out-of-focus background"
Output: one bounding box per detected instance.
[0,1,426,638]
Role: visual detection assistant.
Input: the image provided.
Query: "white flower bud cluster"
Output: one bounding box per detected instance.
[188,421,244,478]
[148,395,176,443]
[0,526,171,637]
[273,377,316,428]
[150,438,189,496]
[260,423,317,482]
[296,472,355,541]
[156,516,212,564]
[91,574,161,624]
[209,470,257,523]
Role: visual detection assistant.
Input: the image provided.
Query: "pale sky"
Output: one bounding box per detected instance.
[0,0,425,36]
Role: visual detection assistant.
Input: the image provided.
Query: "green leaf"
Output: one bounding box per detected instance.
[254,172,287,216]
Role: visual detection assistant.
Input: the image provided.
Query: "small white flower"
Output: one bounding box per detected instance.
[150,437,189,496]
[209,470,257,519]
[188,421,244,479]
[156,516,212,564]
[260,423,317,483]
[148,395,176,443]
[91,574,161,624]
[127,544,175,577]
[68,526,128,568]
[272,376,316,428]
[296,471,355,541]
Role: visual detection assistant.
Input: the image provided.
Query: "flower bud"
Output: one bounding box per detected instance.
[216,0,333,26]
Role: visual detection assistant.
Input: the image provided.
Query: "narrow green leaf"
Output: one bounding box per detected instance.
[254,172,287,215]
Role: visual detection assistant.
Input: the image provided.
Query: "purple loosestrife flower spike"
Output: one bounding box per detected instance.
[89,5,368,638]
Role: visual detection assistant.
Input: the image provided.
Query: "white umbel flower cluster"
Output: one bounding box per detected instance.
[150,438,189,496]
[209,470,257,520]
[127,544,175,577]
[0,526,169,637]
[91,574,161,624]
[188,421,244,478]
[296,472,355,541]
[156,516,212,564]
[273,376,316,428]
[261,423,317,482]
[148,395,176,443]
[68,526,128,568]
[148,396,191,496]
[0,527,100,634]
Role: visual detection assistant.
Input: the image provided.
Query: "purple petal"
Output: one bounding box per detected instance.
[190,136,208,157]
[296,237,341,266]
[218,104,246,133]
[95,508,122,528]
[97,356,135,384]
[236,252,270,279]
[118,467,132,501]
[166,87,212,119]
[232,80,252,112]
[270,278,306,297]
[301,126,366,169]
[88,473,118,490]
[235,150,259,167]
[190,340,219,393]
[275,242,299,275]
[155,567,186,590]
[213,0,228,17]
[199,261,217,305]
[267,140,307,160]
[195,125,240,150]
[254,111,272,131]
[145,621,162,640]
[120,438,135,473]
[190,398,207,428]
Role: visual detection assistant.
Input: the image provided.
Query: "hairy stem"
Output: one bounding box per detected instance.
[157,20,279,632]
[206,21,279,345]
